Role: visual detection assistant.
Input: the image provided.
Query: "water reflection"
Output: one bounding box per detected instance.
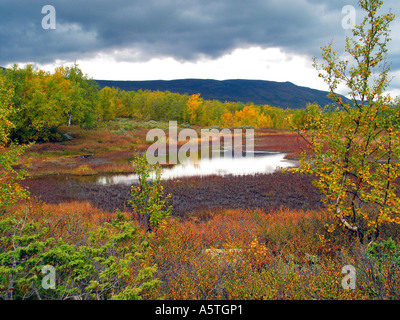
[97,151,297,185]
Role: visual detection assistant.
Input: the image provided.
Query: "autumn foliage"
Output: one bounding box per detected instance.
[295,0,400,242]
[2,0,400,301]
[5,197,400,300]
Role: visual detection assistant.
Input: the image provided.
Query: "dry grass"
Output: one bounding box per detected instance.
[21,125,147,177]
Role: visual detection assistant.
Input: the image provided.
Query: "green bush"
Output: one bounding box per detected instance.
[0,210,160,300]
[367,238,400,266]
[129,153,172,231]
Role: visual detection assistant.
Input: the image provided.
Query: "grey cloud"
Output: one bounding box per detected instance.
[1,0,399,79]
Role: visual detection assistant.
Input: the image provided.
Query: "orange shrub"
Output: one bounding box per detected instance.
[8,200,129,245]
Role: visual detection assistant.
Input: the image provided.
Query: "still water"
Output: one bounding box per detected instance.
[97,150,297,185]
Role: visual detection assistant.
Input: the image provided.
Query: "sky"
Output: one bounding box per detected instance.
[1,0,400,97]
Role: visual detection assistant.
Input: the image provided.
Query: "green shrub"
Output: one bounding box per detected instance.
[367,238,400,266]
[129,153,172,231]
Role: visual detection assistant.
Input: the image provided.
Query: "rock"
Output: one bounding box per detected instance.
[63,132,73,140]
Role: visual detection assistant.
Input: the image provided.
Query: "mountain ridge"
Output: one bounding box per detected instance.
[95,78,344,109]
[0,65,344,109]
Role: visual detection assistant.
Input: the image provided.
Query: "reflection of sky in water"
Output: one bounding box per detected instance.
[97,151,297,185]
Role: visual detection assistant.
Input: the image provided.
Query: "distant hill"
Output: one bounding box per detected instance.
[0,67,345,109]
[95,78,345,109]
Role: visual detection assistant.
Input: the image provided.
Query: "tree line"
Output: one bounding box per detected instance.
[2,62,400,145]
[1,63,325,143]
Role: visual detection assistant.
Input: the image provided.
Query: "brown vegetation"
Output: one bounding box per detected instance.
[21,171,323,217]
[21,125,306,177]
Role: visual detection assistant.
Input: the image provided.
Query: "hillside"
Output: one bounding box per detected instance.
[95,78,343,109]
[1,65,344,109]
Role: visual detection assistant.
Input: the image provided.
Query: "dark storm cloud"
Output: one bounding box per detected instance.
[0,0,399,75]
[0,0,345,63]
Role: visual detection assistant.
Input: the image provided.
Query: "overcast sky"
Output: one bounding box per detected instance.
[1,0,400,96]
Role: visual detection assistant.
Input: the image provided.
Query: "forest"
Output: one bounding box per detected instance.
[2,62,399,145]
[2,0,400,301]
[0,62,340,143]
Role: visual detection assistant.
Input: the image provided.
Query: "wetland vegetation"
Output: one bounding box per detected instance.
[2,0,400,300]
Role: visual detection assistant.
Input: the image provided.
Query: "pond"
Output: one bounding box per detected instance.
[96,150,298,185]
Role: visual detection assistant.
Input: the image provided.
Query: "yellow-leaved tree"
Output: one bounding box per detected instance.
[234,105,258,127]
[220,109,234,127]
[0,72,29,213]
[186,93,203,124]
[295,0,399,242]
